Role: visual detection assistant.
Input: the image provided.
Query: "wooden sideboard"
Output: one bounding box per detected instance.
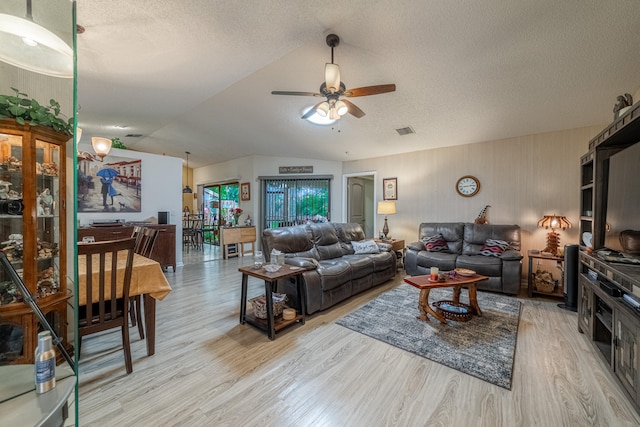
[78,224,176,271]
[221,226,256,259]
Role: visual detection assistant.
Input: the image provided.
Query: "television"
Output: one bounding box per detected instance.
[604,141,640,254]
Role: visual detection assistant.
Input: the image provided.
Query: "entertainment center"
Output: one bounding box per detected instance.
[578,102,640,411]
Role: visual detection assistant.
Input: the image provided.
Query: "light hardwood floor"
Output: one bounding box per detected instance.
[78,250,640,426]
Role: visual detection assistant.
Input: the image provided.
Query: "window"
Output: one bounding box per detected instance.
[260,177,331,231]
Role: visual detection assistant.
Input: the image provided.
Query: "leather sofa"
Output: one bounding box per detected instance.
[404,222,523,294]
[262,222,396,314]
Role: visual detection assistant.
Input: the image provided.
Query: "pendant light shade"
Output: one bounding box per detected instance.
[0,1,73,78]
[183,151,193,193]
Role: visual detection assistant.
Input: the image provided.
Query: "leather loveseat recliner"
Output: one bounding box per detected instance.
[404,222,523,295]
[262,222,396,314]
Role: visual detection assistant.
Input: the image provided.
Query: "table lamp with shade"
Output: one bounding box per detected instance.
[377,201,396,240]
[537,214,571,256]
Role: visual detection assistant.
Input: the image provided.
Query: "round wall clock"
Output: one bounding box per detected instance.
[456,175,480,197]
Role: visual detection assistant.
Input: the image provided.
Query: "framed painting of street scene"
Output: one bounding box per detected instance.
[77,153,142,212]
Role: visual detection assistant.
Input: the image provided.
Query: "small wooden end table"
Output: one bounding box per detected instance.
[239,264,306,340]
[375,238,405,269]
[404,273,488,324]
[527,250,564,299]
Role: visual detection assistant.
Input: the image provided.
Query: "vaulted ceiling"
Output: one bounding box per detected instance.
[76,1,640,168]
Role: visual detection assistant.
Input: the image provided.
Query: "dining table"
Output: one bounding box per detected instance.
[77,252,172,356]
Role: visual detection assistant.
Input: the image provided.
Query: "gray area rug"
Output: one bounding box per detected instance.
[337,284,522,389]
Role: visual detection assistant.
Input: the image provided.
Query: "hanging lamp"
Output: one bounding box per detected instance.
[182,151,193,193]
[0,0,73,78]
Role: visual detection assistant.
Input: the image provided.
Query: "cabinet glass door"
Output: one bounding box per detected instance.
[35,140,61,298]
[0,133,25,292]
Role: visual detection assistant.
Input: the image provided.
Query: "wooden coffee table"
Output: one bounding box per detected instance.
[404,273,489,324]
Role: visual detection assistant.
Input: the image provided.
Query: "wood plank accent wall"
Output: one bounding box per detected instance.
[343,126,603,279]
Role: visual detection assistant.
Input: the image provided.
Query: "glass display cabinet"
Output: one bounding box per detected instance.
[0,119,71,365]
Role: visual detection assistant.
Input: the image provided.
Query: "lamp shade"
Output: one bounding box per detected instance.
[537,215,571,231]
[91,137,112,159]
[377,201,397,215]
[0,13,73,78]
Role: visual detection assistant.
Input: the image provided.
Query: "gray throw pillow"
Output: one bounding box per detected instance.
[422,233,448,252]
[351,240,380,254]
[479,239,509,257]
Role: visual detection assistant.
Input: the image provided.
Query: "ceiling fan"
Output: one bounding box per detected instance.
[271,34,396,120]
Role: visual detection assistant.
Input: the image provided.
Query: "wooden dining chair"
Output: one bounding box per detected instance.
[131,225,144,249]
[192,215,204,250]
[130,227,160,339]
[78,237,136,374]
[182,216,196,252]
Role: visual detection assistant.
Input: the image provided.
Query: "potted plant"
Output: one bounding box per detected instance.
[0,87,73,135]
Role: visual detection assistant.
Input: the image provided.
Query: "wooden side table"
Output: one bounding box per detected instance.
[239,264,306,340]
[222,226,256,259]
[527,250,564,299]
[375,238,405,269]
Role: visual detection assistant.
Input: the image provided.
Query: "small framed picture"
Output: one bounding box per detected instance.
[240,182,250,201]
[383,177,397,200]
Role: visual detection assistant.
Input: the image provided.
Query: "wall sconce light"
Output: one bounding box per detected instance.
[377,201,397,240]
[537,214,571,256]
[91,137,112,161]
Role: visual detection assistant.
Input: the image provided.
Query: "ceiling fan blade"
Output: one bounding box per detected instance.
[342,99,365,118]
[301,101,326,119]
[343,84,396,97]
[271,91,322,97]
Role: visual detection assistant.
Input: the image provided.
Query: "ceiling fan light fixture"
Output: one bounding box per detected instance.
[325,63,340,93]
[0,1,73,78]
[334,100,348,116]
[329,107,340,120]
[316,101,330,117]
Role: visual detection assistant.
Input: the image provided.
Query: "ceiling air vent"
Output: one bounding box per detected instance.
[125,134,142,137]
[395,126,415,136]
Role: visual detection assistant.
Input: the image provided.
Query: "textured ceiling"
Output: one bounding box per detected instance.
[76,0,640,168]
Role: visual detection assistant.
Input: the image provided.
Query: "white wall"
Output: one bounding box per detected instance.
[77,143,184,266]
[343,126,604,278]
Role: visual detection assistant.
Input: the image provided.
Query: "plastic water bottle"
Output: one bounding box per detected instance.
[34,331,56,394]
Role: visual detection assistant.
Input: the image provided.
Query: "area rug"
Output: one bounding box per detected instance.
[337,284,522,389]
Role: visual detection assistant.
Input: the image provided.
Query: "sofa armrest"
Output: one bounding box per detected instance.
[501,249,523,261]
[285,256,319,270]
[407,241,424,251]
